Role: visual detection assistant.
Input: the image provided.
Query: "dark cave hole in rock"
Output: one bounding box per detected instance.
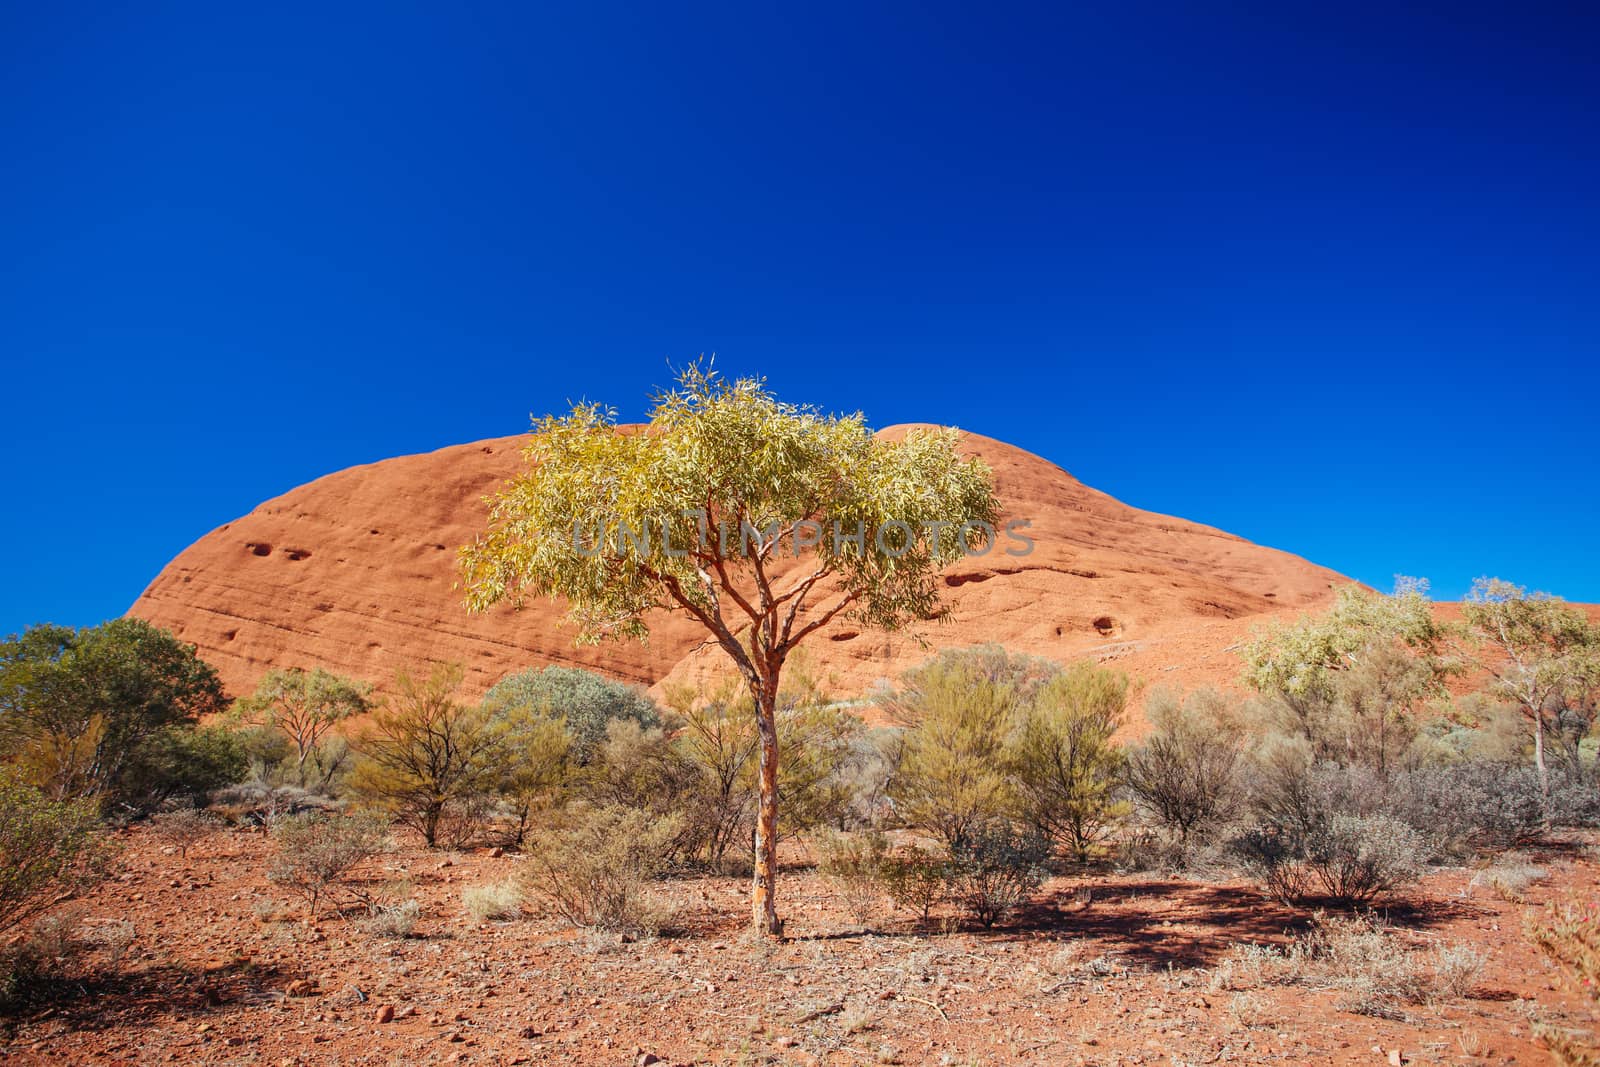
[247,543,272,557]
[1092,615,1120,636]
[284,548,312,561]
[830,631,860,642]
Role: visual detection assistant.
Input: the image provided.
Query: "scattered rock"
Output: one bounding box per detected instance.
[375,1005,394,1024]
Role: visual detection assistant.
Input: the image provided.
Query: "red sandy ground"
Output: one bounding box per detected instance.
[4,827,1598,1066]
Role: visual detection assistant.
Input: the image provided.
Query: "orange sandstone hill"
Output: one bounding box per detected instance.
[127,426,1351,701]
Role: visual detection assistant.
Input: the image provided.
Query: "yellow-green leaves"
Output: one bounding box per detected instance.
[459,365,1001,667]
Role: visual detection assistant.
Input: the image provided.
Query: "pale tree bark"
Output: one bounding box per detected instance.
[751,676,782,935]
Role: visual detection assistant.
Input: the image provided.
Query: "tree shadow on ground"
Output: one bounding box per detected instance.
[0,957,288,1037]
[787,878,1489,972]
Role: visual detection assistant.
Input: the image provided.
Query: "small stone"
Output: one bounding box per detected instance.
[636,1055,661,1067]
[376,1005,395,1024]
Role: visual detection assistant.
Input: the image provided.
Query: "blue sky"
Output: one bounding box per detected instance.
[2,2,1596,636]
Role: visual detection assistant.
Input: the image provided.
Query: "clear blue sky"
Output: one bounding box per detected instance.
[2,2,1596,636]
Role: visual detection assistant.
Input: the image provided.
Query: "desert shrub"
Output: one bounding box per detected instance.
[1009,662,1130,862]
[775,698,870,835]
[1550,766,1600,829]
[883,650,1026,845]
[265,811,393,921]
[209,780,331,827]
[1528,898,1600,1065]
[1386,762,1547,853]
[879,846,946,925]
[521,803,682,934]
[1289,912,1427,1017]
[665,674,871,872]
[944,820,1049,928]
[483,697,572,848]
[1124,688,1244,846]
[483,666,659,765]
[149,806,218,859]
[1231,814,1422,906]
[1220,913,1483,1018]
[1305,814,1423,904]
[814,831,889,925]
[0,772,110,939]
[362,898,421,939]
[348,664,501,847]
[1229,826,1313,905]
[112,723,248,814]
[462,879,523,922]
[232,667,370,791]
[0,620,229,812]
[1470,851,1548,903]
[0,908,87,1007]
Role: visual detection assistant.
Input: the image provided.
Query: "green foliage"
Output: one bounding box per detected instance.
[885,647,1026,845]
[1464,577,1600,804]
[233,667,370,790]
[1010,661,1131,861]
[460,364,999,649]
[0,771,110,938]
[458,364,1002,932]
[266,810,393,921]
[0,620,228,810]
[116,723,248,812]
[483,666,657,765]
[945,820,1050,928]
[814,830,891,924]
[348,663,500,847]
[482,694,572,847]
[1124,688,1245,845]
[1242,581,1456,772]
[521,803,682,934]
[879,845,947,925]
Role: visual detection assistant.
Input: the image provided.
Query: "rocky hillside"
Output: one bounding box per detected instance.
[128,427,1350,700]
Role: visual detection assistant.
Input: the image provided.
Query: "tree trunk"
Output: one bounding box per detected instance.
[1532,705,1551,826]
[751,682,782,937]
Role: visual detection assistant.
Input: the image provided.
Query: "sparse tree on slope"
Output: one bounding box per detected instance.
[460,365,999,935]
[235,667,370,789]
[1463,577,1600,813]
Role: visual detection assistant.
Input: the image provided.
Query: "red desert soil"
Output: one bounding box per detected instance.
[5,826,1597,1065]
[127,426,1349,703]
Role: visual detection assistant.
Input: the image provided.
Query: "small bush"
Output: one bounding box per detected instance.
[361,899,421,939]
[1123,688,1244,846]
[1471,851,1548,903]
[209,781,331,827]
[265,811,392,921]
[0,772,110,939]
[815,831,889,925]
[1388,762,1547,853]
[521,804,682,935]
[462,879,523,922]
[1528,898,1600,1003]
[880,846,946,925]
[1305,814,1422,904]
[1228,826,1312,905]
[945,821,1049,928]
[1231,813,1422,906]
[149,806,218,859]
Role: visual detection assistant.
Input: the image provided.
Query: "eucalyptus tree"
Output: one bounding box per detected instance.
[460,365,1000,934]
[1463,577,1600,810]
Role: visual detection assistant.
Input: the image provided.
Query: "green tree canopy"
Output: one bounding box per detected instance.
[234,667,371,789]
[1463,577,1600,808]
[0,619,228,808]
[482,665,659,765]
[460,365,1000,934]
